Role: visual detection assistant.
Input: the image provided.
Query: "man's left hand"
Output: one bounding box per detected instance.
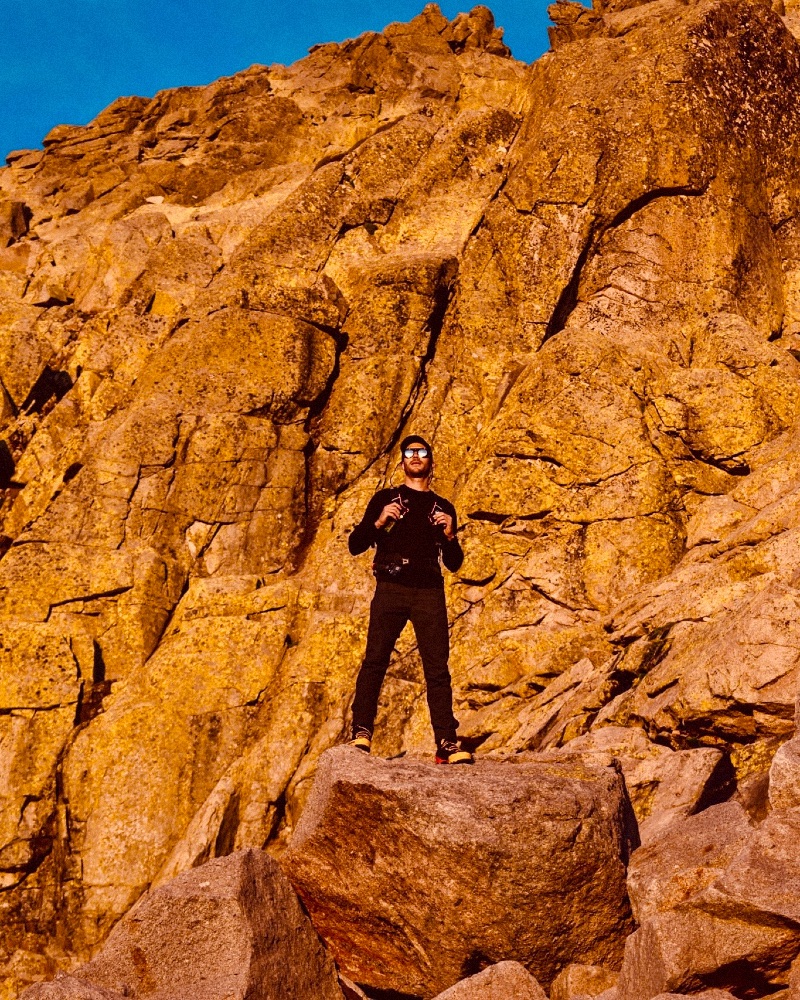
[432,511,455,540]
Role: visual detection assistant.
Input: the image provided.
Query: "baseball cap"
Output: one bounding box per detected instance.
[400,434,432,455]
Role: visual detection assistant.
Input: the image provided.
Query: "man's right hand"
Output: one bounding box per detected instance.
[375,501,405,529]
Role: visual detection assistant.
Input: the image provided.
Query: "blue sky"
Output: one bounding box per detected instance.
[0,0,552,160]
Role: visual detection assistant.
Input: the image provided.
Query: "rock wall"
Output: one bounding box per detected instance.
[2,0,800,992]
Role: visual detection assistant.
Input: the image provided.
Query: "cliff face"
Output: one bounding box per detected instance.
[2,0,800,991]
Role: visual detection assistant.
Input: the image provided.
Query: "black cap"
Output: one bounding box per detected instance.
[400,434,432,455]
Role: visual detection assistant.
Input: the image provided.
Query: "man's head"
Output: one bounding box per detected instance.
[400,434,433,480]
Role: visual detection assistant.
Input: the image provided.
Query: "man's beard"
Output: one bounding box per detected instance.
[405,463,430,479]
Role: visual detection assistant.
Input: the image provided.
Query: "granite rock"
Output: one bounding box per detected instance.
[548,727,729,844]
[282,746,635,996]
[431,961,548,1000]
[769,737,800,810]
[551,964,619,1000]
[27,849,344,1000]
[21,979,123,1000]
[618,806,800,998]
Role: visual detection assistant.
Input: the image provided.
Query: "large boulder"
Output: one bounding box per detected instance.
[625,802,754,924]
[618,805,800,999]
[282,746,637,997]
[24,849,343,1000]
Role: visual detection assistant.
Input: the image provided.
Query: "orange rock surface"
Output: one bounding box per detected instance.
[3,0,800,994]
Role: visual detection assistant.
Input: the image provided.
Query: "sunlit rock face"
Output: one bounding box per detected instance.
[3,0,800,992]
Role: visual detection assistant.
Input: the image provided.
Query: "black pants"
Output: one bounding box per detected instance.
[352,581,458,742]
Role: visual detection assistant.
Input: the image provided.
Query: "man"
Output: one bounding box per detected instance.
[348,434,473,765]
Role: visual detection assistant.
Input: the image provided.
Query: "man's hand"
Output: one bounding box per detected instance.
[375,501,405,529]
[432,510,455,540]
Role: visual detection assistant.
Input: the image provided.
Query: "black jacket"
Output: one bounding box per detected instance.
[349,484,464,588]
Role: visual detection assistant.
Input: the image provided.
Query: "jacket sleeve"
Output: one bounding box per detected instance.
[441,503,464,572]
[348,492,388,555]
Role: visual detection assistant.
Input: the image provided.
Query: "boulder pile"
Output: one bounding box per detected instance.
[19,737,800,999]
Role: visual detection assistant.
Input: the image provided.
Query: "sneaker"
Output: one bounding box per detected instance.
[435,737,474,765]
[350,726,372,753]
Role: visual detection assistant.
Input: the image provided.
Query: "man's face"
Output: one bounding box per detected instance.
[402,446,431,478]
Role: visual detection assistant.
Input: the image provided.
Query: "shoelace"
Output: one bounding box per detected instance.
[438,740,460,754]
[353,727,372,740]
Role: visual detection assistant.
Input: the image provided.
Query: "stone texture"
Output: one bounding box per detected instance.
[618,805,800,998]
[283,746,635,997]
[650,993,737,1000]
[22,978,123,1000]
[0,200,28,246]
[548,2,604,50]
[625,802,753,925]
[5,0,800,993]
[790,955,800,1000]
[551,964,619,1000]
[24,849,343,1000]
[770,736,800,810]
[432,961,548,1000]
[548,726,729,844]
[336,976,368,1000]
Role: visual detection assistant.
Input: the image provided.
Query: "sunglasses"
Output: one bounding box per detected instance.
[403,447,429,459]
